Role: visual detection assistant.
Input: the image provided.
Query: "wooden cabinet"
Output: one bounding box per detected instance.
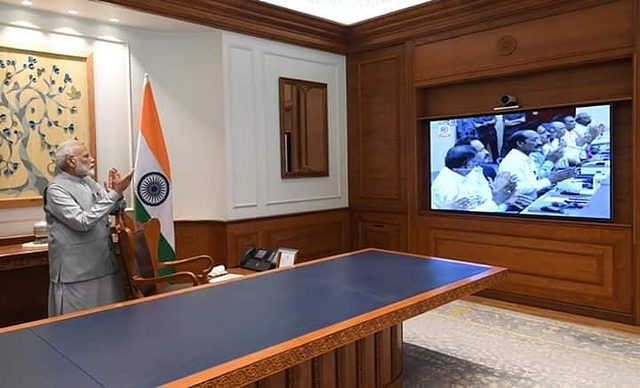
[347,45,407,213]
[0,244,49,328]
[353,212,407,252]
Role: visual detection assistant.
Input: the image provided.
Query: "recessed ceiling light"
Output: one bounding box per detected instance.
[21,0,33,5]
[54,27,82,35]
[10,20,39,28]
[97,35,123,42]
[67,10,79,15]
[108,18,120,23]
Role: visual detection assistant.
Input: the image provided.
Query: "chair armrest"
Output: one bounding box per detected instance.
[132,271,198,286]
[158,255,216,277]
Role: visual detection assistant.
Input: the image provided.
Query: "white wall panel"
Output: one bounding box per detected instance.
[225,44,259,216]
[128,31,224,221]
[223,32,347,220]
[0,4,224,235]
[0,4,347,236]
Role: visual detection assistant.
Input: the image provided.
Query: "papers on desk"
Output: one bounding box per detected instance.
[208,265,227,277]
[207,265,245,283]
[208,273,244,283]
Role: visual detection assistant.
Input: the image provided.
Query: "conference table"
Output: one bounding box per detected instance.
[0,249,506,387]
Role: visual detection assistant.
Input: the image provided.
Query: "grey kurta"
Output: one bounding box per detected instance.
[44,171,125,316]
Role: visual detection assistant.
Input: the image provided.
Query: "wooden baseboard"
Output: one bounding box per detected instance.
[464,295,640,335]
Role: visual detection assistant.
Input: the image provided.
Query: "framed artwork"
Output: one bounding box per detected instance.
[0,46,95,208]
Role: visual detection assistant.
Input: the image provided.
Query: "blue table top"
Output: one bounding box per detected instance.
[1,250,495,388]
[0,329,102,387]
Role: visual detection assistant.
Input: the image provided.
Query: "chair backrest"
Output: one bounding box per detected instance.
[140,218,162,277]
[115,212,158,298]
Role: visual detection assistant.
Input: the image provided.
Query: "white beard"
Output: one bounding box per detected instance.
[74,164,95,177]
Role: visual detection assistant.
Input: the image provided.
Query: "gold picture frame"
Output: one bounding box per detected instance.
[0,46,95,208]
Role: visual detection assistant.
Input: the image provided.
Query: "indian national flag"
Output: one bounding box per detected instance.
[134,76,175,265]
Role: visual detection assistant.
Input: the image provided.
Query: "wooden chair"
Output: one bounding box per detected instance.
[115,212,216,299]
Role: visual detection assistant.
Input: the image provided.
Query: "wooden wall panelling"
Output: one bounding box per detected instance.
[266,221,349,264]
[611,102,634,225]
[411,0,634,85]
[410,14,635,323]
[226,209,350,267]
[352,212,408,252]
[174,220,227,266]
[633,0,640,326]
[416,216,633,322]
[416,59,634,119]
[348,0,620,53]
[348,45,407,212]
[103,0,347,53]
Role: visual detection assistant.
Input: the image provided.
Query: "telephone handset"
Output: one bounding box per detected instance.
[241,246,277,271]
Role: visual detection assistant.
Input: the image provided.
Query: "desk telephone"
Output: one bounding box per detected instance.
[241,247,278,271]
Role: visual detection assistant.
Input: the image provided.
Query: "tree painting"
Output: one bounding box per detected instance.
[0,47,92,205]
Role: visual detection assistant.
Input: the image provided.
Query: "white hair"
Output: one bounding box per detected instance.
[54,139,83,174]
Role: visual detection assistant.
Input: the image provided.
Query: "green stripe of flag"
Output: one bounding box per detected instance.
[134,196,151,223]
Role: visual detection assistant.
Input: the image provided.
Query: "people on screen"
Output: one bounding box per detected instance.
[575,112,592,139]
[431,145,531,211]
[454,136,497,180]
[501,112,527,157]
[472,115,499,163]
[498,130,575,198]
[530,124,565,178]
[44,140,134,317]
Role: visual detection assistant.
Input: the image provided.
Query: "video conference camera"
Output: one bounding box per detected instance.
[499,94,518,107]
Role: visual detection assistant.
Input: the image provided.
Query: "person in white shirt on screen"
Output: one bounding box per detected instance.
[499,130,575,199]
[431,145,530,211]
[555,114,586,164]
[549,121,571,169]
[575,112,592,138]
[454,135,496,180]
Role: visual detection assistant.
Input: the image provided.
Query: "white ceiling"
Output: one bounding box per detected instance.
[260,0,431,25]
[0,0,432,31]
[0,0,211,33]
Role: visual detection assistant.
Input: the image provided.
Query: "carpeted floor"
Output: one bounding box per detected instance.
[403,300,640,387]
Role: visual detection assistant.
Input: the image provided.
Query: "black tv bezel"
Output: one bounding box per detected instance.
[423,102,614,223]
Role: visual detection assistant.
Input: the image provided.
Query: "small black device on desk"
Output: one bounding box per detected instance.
[241,247,278,271]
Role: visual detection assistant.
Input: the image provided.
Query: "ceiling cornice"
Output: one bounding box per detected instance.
[101,0,622,55]
[100,0,349,53]
[347,0,622,52]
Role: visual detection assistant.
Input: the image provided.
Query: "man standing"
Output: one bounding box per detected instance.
[44,140,134,316]
[472,115,499,162]
[501,112,527,157]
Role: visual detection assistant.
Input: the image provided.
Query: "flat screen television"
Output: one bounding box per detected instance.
[427,103,612,220]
